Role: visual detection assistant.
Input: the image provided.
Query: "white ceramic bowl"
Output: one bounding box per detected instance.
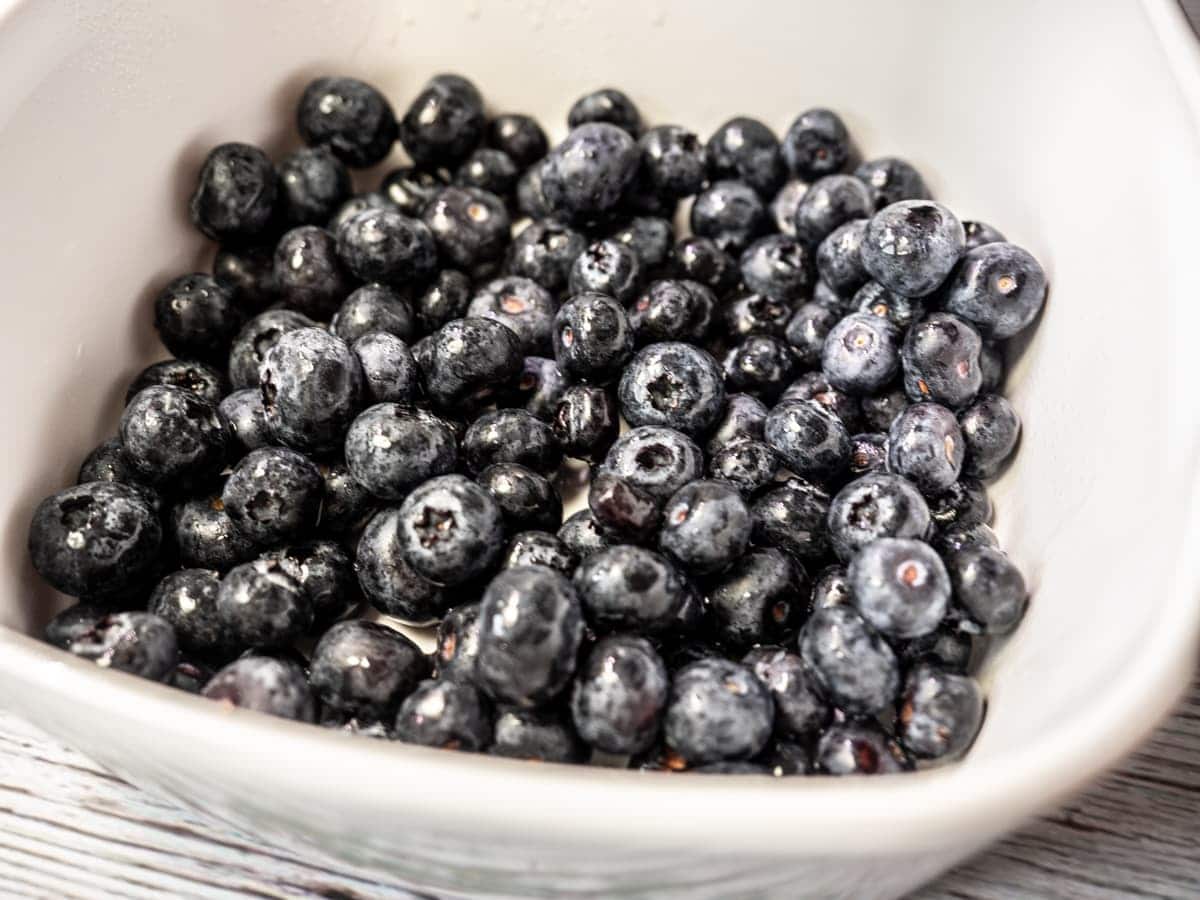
[1,1,1198,896]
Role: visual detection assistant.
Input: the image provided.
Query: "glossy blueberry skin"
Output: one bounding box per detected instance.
[398,74,485,167]
[218,389,270,456]
[860,384,909,433]
[120,386,227,487]
[260,327,363,455]
[422,317,525,409]
[397,475,505,586]
[665,659,774,765]
[934,521,1000,556]
[706,117,785,198]
[213,243,278,312]
[423,186,510,274]
[853,281,926,330]
[467,276,558,355]
[379,166,444,218]
[454,148,519,198]
[148,570,224,658]
[541,123,639,222]
[897,624,974,674]
[568,239,642,304]
[350,332,419,405]
[503,531,577,576]
[395,679,493,751]
[690,180,767,253]
[792,175,872,246]
[568,87,641,135]
[409,275,467,337]
[721,294,788,343]
[826,472,931,561]
[57,611,178,680]
[77,439,144,490]
[221,447,323,546]
[492,705,586,763]
[854,157,930,211]
[764,182,803,239]
[570,635,668,755]
[707,548,807,649]
[811,278,848,311]
[217,558,311,649]
[943,242,1047,340]
[553,384,618,462]
[815,219,870,296]
[273,226,354,318]
[310,620,429,722]
[433,602,482,684]
[261,540,361,627]
[478,463,562,532]
[962,220,1007,251]
[848,432,889,477]
[279,146,352,225]
[669,236,739,295]
[127,359,227,408]
[331,284,414,344]
[630,280,715,345]
[815,721,911,775]
[888,402,965,492]
[344,404,457,499]
[168,658,215,694]
[781,108,850,181]
[486,113,548,168]
[336,207,438,286]
[204,655,315,720]
[43,604,105,647]
[475,566,585,706]
[297,76,397,167]
[783,302,837,370]
[658,480,751,575]
[821,312,902,395]
[505,222,586,294]
[355,507,447,623]
[709,440,779,496]
[861,200,966,298]
[462,409,562,475]
[899,664,985,760]
[153,274,243,363]
[557,509,612,559]
[317,460,376,537]
[946,546,1027,634]
[515,163,553,219]
[742,645,830,737]
[588,470,661,543]
[902,312,983,408]
[637,125,706,199]
[494,357,566,425]
[738,235,813,303]
[810,564,851,609]
[848,537,950,639]
[764,399,851,485]
[552,292,634,384]
[228,309,315,391]
[573,544,687,632]
[610,217,674,277]
[330,191,397,231]
[706,394,768,455]
[604,425,705,501]
[799,605,900,716]
[978,342,1006,395]
[958,394,1021,479]
[927,478,991,530]
[619,342,725,436]
[781,371,865,433]
[170,493,256,572]
[723,335,796,401]
[189,143,278,244]
[750,478,831,563]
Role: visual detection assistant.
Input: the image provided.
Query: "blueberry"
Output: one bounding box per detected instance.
[189,143,278,244]
[170,493,256,572]
[604,426,704,503]
[934,521,1000,556]
[355,507,448,623]
[768,181,807,239]
[958,394,1021,479]
[750,478,831,563]
[45,604,107,648]
[943,242,1047,339]
[901,312,982,407]
[552,292,634,384]
[467,276,558,355]
[260,327,364,454]
[478,463,562,532]
[261,540,361,627]
[567,239,642,304]
[351,332,419,404]
[331,283,415,344]
[609,216,674,272]
[926,478,991,530]
[764,399,850,484]
[705,393,767,455]
[848,432,889,476]
[423,186,510,274]
[658,480,751,575]
[665,659,773,765]
[336,208,438,286]
[317,460,376,537]
[129,361,227,410]
[847,537,950,638]
[815,721,911,775]
[434,602,482,683]
[273,226,354,318]
[978,342,1006,394]
[541,123,639,222]
[77,439,143,489]
[168,658,215,694]
[344,404,457,499]
[799,605,900,715]
[320,711,392,739]
[454,148,519,198]
[329,191,398,231]
[826,471,931,562]
[297,76,397,167]
[397,474,505,585]
[554,384,619,462]
[219,389,271,455]
[810,564,852,609]
[379,166,445,218]
[860,384,909,433]
[398,74,484,167]
[278,146,352,225]
[723,335,797,400]
[861,200,965,297]
[573,545,687,632]
[690,180,767,253]
[669,236,739,294]
[461,409,562,475]
[426,318,525,410]
[213,243,278,311]
[486,113,548,168]
[853,280,926,330]
[492,705,586,763]
[149,568,227,657]
[516,163,553,220]
[120,386,227,487]
[763,739,811,776]
[557,509,612,559]
[811,278,847,311]
[630,279,716,345]
[58,611,177,680]
[898,664,985,760]
[637,125,706,200]
[854,157,930,211]
[822,312,902,395]
[780,371,864,433]
[946,546,1027,633]
[897,625,974,675]
[962,220,1007,251]
[505,222,586,294]
[503,531,578,575]
[588,470,661,543]
[742,645,829,737]
[217,558,310,649]
[706,117,784,197]
[204,655,315,720]
[476,566,584,706]
[310,620,429,722]
[570,635,667,755]
[782,108,851,181]
[708,439,779,496]
[568,88,641,135]
[784,301,839,369]
[619,342,725,435]
[738,235,813,303]
[495,357,567,424]
[228,309,316,391]
[815,219,869,296]
[888,402,964,492]
[395,679,493,751]
[153,274,243,363]
[411,270,472,335]
[722,293,791,341]
[791,174,873,247]
[707,548,807,649]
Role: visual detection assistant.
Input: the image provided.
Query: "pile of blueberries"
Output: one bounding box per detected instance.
[28,74,1043,775]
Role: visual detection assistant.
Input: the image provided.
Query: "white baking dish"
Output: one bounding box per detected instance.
[0,0,1197,896]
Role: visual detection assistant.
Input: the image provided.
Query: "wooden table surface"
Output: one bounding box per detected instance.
[0,674,1196,899]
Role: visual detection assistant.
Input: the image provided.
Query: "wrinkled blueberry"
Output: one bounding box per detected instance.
[888,402,964,492]
[690,180,767,253]
[707,548,807,649]
[799,605,900,715]
[297,76,397,167]
[742,645,829,737]
[189,143,278,244]
[355,507,447,623]
[571,635,667,755]
[946,546,1027,634]
[310,620,429,722]
[397,474,505,586]
[153,274,242,363]
[588,470,661,543]
[943,242,1047,339]
[793,175,872,245]
[854,157,930,210]
[120,386,227,487]
[899,664,985,760]
[56,611,177,680]
[345,404,457,499]
[665,659,773,765]
[861,200,965,298]
[557,509,612,559]
[848,432,889,476]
